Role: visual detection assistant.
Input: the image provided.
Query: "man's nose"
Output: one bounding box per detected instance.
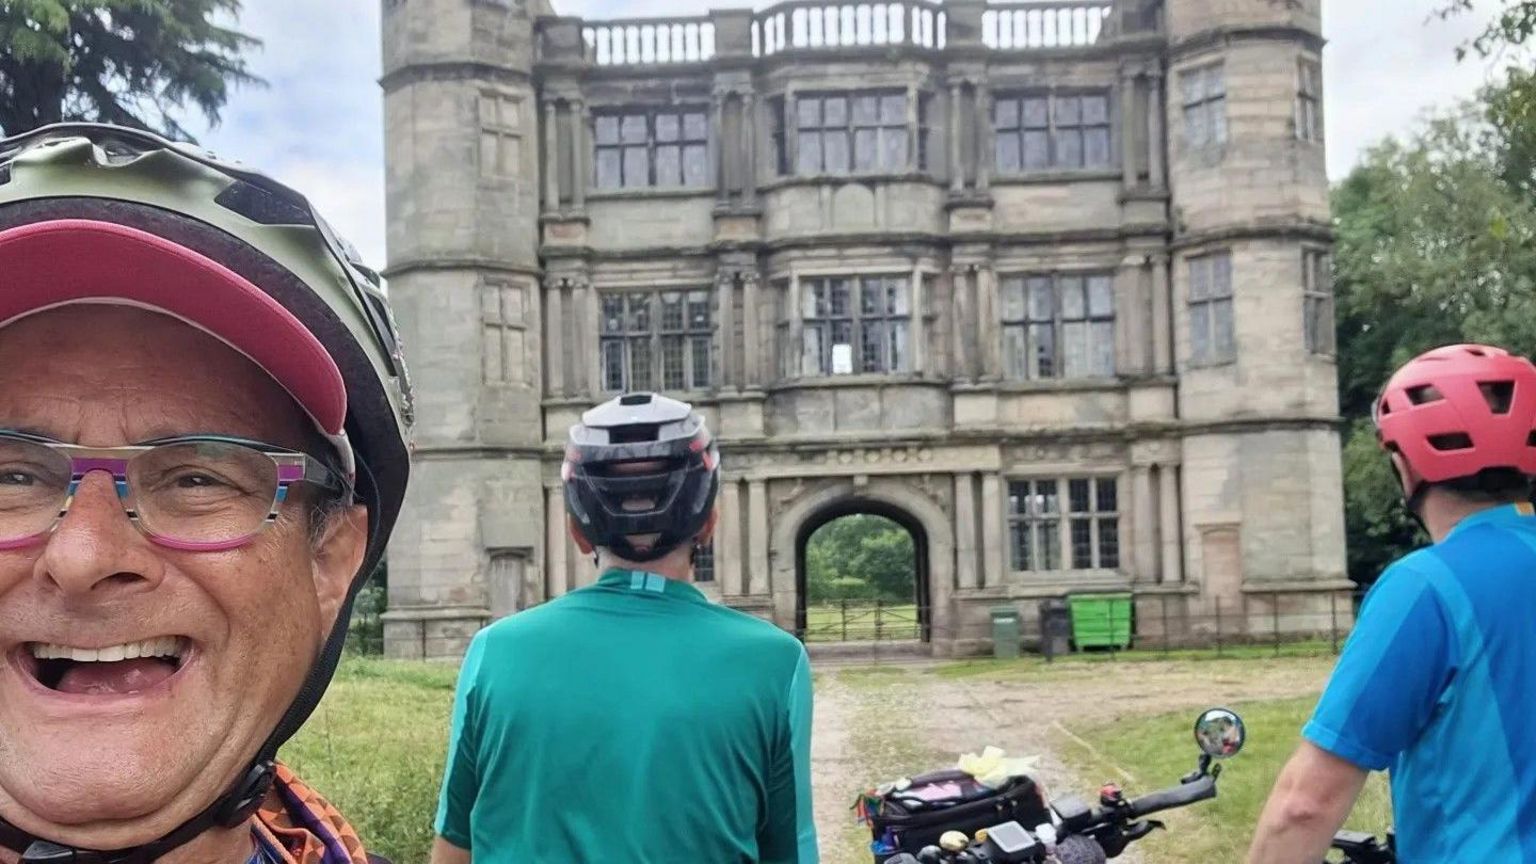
[35,471,165,598]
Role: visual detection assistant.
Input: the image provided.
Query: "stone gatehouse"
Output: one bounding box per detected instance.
[379,0,1350,660]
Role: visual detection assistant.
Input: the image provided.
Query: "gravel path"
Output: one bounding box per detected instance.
[810,655,1336,864]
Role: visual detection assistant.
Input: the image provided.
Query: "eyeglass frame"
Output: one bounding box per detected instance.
[0,430,352,553]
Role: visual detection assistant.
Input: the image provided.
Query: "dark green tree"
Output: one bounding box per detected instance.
[1334,81,1536,582]
[0,0,261,139]
[1438,1,1536,152]
[1440,1,1536,60]
[804,514,916,604]
[1484,67,1536,195]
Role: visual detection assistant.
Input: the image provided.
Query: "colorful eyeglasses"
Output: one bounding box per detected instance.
[0,431,349,552]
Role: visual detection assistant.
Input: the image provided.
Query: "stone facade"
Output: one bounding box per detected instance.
[380,0,1350,660]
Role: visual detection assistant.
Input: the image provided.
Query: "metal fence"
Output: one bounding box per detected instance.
[1027,591,1357,659]
[347,588,1358,660]
[796,591,1357,658]
[801,600,924,642]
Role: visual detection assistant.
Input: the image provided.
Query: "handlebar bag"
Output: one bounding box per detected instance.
[859,769,1052,860]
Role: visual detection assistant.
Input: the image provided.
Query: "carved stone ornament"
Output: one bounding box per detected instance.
[775,478,806,510]
[913,474,950,514]
[545,274,590,293]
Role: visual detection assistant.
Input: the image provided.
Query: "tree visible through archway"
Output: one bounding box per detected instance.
[804,514,918,641]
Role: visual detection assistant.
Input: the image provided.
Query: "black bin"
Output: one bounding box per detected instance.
[1038,597,1072,659]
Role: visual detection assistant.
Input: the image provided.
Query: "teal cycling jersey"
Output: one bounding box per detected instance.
[435,568,818,863]
[1306,504,1536,862]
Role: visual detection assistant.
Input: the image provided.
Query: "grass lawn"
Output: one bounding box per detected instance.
[934,640,1348,678]
[1057,696,1393,863]
[276,654,1390,864]
[279,657,458,864]
[804,603,921,642]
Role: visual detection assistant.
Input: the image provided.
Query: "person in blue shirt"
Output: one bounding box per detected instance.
[1249,344,1536,863]
[431,393,818,864]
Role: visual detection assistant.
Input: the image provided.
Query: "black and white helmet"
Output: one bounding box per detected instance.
[562,393,720,562]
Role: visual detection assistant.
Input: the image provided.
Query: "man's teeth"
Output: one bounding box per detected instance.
[29,637,183,662]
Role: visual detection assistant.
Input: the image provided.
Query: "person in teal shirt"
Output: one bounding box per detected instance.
[431,393,818,864]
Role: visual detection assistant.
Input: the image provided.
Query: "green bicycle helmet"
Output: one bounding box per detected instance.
[0,123,414,863]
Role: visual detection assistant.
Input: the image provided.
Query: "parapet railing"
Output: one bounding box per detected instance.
[545,0,1135,68]
[982,1,1114,49]
[581,17,718,66]
[752,1,947,56]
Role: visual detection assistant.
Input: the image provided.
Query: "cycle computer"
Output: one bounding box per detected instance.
[982,821,1041,862]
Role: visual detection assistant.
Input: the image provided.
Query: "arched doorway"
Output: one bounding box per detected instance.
[795,499,931,642]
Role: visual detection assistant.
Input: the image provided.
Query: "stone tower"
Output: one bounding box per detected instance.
[380,0,549,658]
[1161,0,1348,625]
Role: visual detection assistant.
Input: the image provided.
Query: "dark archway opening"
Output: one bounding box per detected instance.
[795,499,930,642]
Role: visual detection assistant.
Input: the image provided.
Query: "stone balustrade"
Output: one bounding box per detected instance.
[753,1,947,55]
[982,2,1114,49]
[541,0,1132,67]
[581,17,718,66]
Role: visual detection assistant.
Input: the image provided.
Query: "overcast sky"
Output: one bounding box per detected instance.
[196,0,1514,271]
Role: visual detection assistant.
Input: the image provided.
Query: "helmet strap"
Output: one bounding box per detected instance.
[1384,449,1432,540]
[0,760,274,864]
[1403,481,1431,540]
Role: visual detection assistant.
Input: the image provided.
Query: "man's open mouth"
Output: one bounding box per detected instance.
[23,637,189,695]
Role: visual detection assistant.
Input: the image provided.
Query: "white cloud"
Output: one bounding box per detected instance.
[188,0,1510,267]
[194,0,385,267]
[1323,0,1508,178]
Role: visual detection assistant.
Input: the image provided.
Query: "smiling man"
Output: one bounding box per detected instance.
[0,124,413,864]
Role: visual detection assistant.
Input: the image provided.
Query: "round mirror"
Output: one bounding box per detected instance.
[1193,708,1246,759]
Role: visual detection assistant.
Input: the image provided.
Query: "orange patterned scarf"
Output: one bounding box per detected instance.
[252,764,371,864]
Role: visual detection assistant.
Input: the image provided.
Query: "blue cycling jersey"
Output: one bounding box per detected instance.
[1307,503,1536,862]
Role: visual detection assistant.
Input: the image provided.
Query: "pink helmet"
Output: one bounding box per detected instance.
[1375,344,1536,488]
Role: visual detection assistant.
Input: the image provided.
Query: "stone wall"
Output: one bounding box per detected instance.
[382,0,1347,660]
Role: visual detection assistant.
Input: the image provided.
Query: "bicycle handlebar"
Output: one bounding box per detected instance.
[1126,775,1217,819]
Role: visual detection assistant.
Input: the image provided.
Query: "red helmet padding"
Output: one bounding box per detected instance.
[1376,344,1536,482]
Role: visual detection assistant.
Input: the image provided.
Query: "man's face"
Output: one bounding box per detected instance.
[0,305,365,847]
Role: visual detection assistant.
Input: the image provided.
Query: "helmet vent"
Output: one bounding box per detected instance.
[620,393,653,406]
[1480,381,1515,415]
[0,164,10,186]
[215,181,308,226]
[1528,430,1536,448]
[609,424,660,444]
[1406,385,1444,406]
[1428,433,1475,452]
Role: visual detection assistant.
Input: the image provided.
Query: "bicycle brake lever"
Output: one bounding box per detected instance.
[1123,820,1164,842]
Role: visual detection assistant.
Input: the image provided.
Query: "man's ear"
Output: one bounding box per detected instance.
[568,515,595,555]
[313,505,369,639]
